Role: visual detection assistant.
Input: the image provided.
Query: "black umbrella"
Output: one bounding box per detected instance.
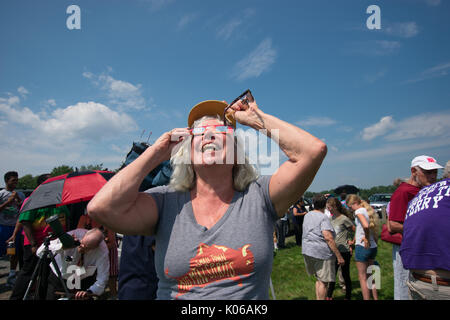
[334,185,359,195]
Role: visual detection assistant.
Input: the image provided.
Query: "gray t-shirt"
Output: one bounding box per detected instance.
[0,189,25,226]
[301,210,335,260]
[145,175,278,300]
[330,214,354,253]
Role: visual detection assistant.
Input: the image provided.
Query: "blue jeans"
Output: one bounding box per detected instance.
[393,244,409,300]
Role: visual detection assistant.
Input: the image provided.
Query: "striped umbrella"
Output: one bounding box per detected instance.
[20,170,114,213]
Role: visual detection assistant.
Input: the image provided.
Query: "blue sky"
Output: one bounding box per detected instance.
[1,0,449,191]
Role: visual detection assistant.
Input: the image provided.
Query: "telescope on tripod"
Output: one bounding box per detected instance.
[22,215,80,300]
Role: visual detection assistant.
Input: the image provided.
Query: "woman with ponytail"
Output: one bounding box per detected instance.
[346,194,379,300]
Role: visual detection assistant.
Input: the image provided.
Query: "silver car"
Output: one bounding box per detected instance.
[369,193,392,219]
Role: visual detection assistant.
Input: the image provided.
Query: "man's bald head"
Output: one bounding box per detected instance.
[79,228,104,253]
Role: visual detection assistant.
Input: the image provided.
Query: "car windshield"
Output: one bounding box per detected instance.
[369,194,391,202]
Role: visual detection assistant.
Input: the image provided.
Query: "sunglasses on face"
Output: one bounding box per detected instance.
[190,125,234,136]
[223,89,255,127]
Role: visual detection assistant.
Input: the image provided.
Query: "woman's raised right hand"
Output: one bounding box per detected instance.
[152,128,190,162]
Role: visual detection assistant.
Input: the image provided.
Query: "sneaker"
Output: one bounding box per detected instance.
[6,274,16,287]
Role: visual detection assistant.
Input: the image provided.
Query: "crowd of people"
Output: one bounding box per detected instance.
[0,172,113,299]
[293,155,449,300]
[1,92,449,300]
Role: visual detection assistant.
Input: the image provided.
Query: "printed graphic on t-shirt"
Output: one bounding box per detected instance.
[165,243,255,298]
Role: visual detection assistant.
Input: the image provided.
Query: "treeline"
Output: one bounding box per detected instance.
[18,164,398,199]
[16,164,108,190]
[304,184,397,201]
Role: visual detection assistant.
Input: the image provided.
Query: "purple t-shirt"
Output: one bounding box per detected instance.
[400,178,450,271]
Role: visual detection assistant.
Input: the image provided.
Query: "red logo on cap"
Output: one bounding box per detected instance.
[427,157,436,163]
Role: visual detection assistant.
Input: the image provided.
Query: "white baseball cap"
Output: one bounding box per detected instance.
[411,155,443,170]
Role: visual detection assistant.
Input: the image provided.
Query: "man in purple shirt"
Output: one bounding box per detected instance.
[400,178,450,300]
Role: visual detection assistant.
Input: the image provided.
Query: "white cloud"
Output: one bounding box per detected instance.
[362,112,450,142]
[141,0,175,11]
[425,0,441,6]
[364,68,388,83]
[403,61,450,84]
[217,19,242,40]
[217,9,255,40]
[344,40,401,56]
[0,99,40,126]
[384,22,419,38]
[231,38,277,81]
[9,96,20,105]
[177,13,197,30]
[0,90,141,178]
[83,70,148,111]
[376,40,401,51]
[362,116,395,141]
[41,102,137,141]
[111,144,130,154]
[82,71,93,79]
[330,139,450,163]
[330,146,339,152]
[296,117,337,127]
[385,113,450,141]
[45,99,57,107]
[104,75,140,95]
[0,98,137,143]
[17,86,30,97]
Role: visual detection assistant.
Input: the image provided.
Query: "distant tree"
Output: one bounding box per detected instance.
[360,185,397,200]
[304,191,314,199]
[305,185,397,201]
[50,165,74,177]
[17,174,38,189]
[114,164,124,173]
[79,163,105,171]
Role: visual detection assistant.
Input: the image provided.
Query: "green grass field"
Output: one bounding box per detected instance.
[270,236,394,300]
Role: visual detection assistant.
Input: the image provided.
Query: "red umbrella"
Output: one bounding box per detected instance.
[20,170,114,213]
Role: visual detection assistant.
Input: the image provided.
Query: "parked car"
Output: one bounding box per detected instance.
[369,193,392,219]
[275,197,312,248]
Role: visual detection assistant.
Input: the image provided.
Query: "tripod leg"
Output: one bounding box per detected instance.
[35,256,50,300]
[23,256,43,300]
[48,252,73,299]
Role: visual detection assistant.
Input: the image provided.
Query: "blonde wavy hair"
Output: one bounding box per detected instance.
[169,115,259,192]
[346,194,379,239]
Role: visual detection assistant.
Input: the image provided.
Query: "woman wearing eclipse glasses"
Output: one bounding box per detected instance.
[88,90,327,299]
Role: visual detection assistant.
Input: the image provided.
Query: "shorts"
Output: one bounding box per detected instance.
[303,254,336,283]
[355,245,377,262]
